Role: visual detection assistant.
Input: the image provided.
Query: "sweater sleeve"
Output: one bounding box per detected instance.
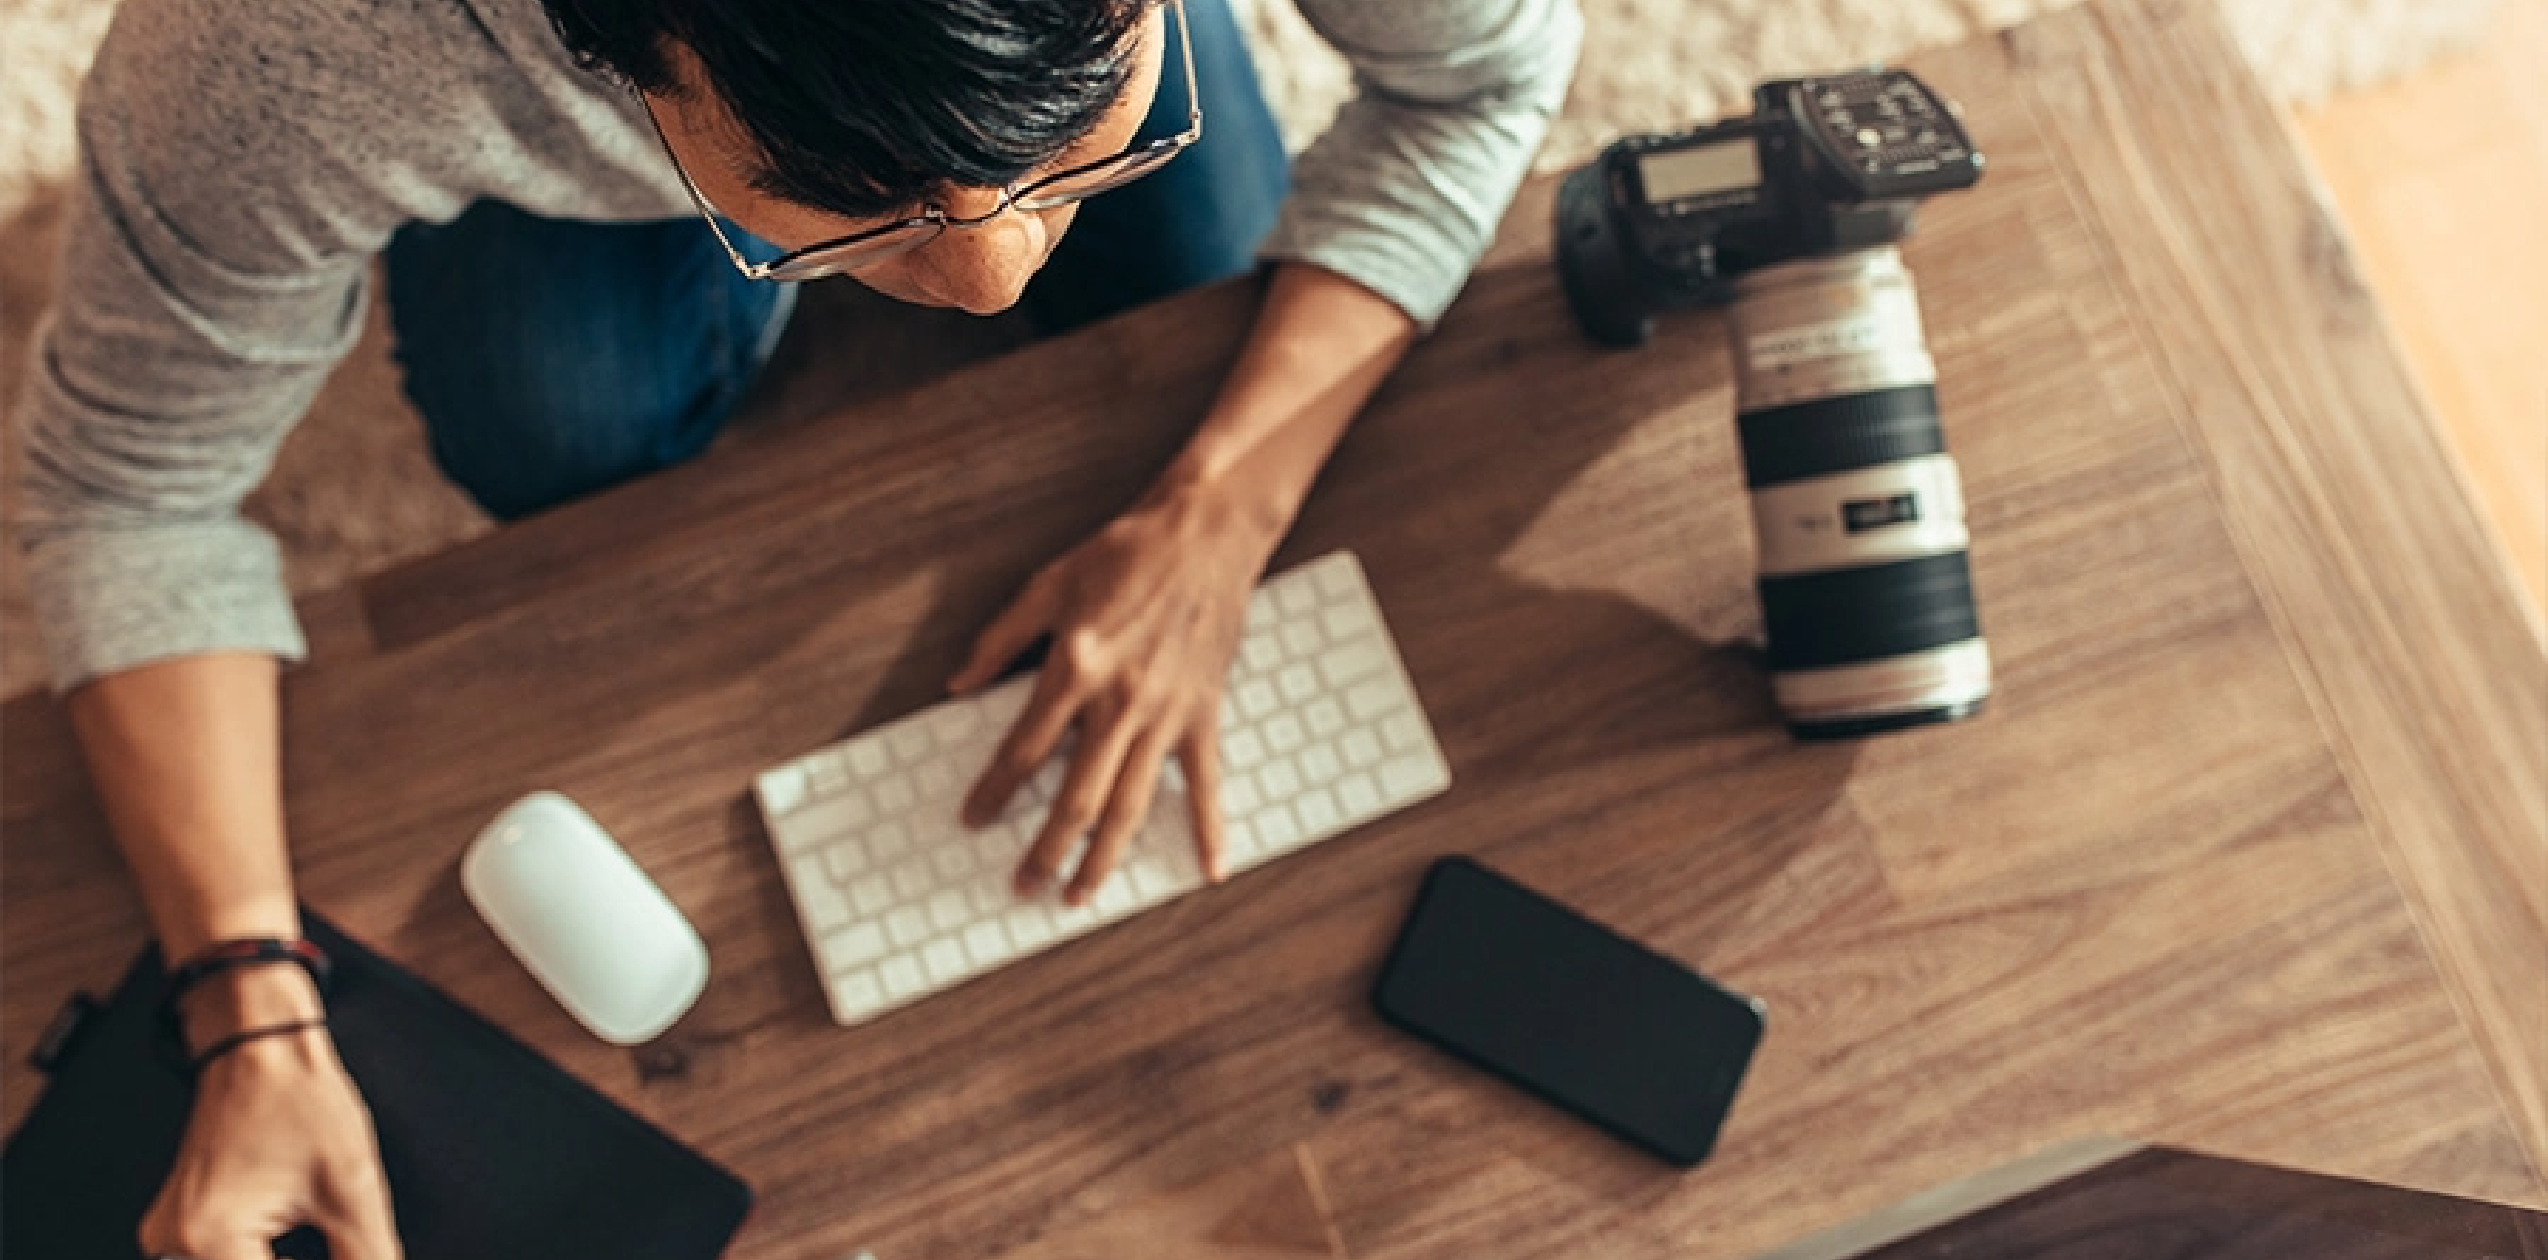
[11,0,381,692]
[1258,0,1583,329]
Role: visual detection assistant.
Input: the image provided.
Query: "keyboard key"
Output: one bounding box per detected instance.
[1237,680,1279,720]
[1339,773,1381,816]
[849,873,894,917]
[1305,698,1346,739]
[1320,642,1387,688]
[808,757,850,795]
[1278,581,1316,615]
[974,685,1028,731]
[880,956,927,999]
[1382,711,1426,753]
[922,938,968,983]
[773,791,871,854]
[794,859,850,932]
[1313,556,1358,597]
[760,767,807,816]
[1124,858,1174,900]
[1256,803,1302,851]
[1222,773,1261,817]
[890,859,932,901]
[1280,620,1322,658]
[1347,679,1400,722]
[1092,879,1137,916]
[962,920,1010,962]
[1343,729,1383,767]
[849,742,890,778]
[885,907,930,947]
[1322,602,1374,641]
[869,819,913,863]
[968,882,1009,917]
[1225,728,1267,770]
[875,777,917,814]
[819,922,888,972]
[888,724,933,765]
[1225,819,1260,862]
[927,889,970,933]
[1277,664,1319,704]
[1381,754,1447,798]
[1301,742,1343,784]
[1260,758,1302,799]
[1296,788,1341,836]
[1266,714,1305,753]
[823,839,869,883]
[932,845,974,881]
[1243,638,1282,674]
[915,760,959,801]
[973,826,1020,866]
[832,970,886,1020]
[1008,909,1055,949]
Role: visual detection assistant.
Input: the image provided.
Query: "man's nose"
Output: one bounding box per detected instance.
[919,189,1050,316]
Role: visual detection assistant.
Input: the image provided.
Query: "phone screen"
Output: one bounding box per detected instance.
[1371,857,1765,1166]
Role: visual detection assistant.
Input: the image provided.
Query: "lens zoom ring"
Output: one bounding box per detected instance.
[1738,386,1946,488]
[1758,553,1981,671]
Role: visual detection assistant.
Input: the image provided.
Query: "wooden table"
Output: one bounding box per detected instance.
[7,0,2543,1256]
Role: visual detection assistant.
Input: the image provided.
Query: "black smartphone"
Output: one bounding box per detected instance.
[1371,856,1766,1167]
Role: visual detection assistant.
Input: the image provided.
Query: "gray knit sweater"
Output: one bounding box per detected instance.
[13,0,1581,691]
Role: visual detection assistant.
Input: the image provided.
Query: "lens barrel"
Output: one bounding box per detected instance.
[1728,247,1990,738]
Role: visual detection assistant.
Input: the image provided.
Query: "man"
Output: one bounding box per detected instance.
[13,0,1580,1252]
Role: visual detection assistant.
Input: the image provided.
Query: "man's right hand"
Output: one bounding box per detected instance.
[139,968,400,1260]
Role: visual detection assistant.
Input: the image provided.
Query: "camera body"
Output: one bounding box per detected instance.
[1558,69,1983,345]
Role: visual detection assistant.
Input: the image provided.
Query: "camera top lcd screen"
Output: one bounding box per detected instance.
[1639,141,1762,204]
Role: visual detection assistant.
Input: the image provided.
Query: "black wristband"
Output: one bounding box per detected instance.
[166,937,333,1003]
[189,1018,329,1075]
[155,937,333,1075]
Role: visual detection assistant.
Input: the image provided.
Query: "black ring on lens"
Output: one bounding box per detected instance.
[1758,552,1980,671]
[1738,386,1945,489]
[1790,698,1987,741]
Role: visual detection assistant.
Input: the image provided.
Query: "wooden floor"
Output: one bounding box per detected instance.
[2291,0,2548,630]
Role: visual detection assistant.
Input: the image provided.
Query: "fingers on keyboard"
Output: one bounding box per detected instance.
[762,552,1454,1027]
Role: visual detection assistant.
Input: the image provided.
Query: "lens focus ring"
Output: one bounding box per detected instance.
[1757,552,1981,672]
[1738,386,1946,489]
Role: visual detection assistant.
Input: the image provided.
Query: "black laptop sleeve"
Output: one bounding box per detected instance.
[2,912,751,1260]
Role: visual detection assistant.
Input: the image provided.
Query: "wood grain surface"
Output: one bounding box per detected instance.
[5,1,2542,1257]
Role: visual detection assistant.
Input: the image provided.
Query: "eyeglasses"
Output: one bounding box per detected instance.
[645,0,1200,283]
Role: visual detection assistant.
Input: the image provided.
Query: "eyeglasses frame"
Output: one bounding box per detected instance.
[643,0,1201,282]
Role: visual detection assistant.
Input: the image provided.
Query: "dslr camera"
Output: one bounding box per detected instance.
[1556,69,1992,738]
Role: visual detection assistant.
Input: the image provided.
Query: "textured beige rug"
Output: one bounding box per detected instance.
[0,0,2503,695]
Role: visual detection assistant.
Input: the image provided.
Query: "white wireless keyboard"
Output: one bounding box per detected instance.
[756,551,1451,1026]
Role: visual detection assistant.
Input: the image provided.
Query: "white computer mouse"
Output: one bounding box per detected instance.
[461,791,709,1046]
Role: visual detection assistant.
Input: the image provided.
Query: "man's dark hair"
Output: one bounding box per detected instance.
[544,0,1148,218]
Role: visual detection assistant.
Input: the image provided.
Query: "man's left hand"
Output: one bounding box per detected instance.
[951,479,1276,905]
